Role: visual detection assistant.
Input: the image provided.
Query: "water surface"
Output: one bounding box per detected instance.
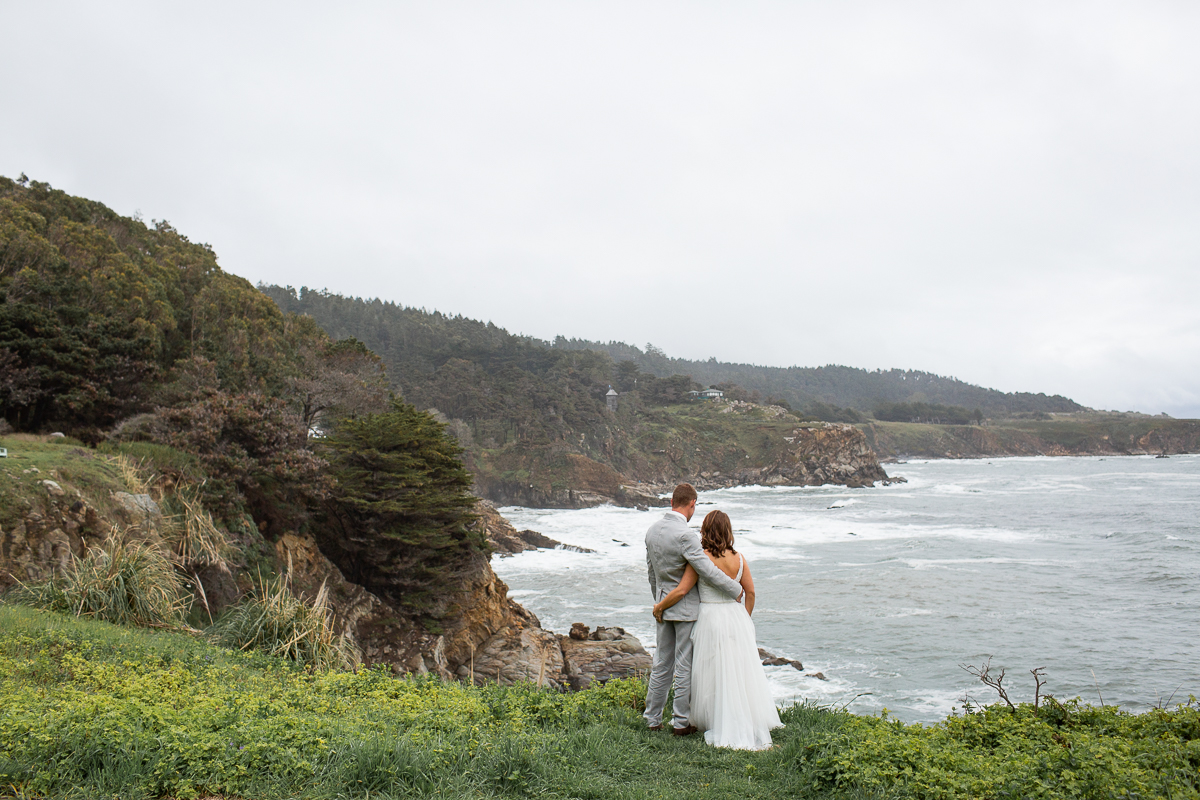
[496,455,1200,721]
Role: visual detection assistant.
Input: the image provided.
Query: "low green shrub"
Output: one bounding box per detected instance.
[1,606,1195,800]
[796,701,1200,799]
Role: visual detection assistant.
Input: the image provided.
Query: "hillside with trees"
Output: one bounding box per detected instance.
[552,339,1085,418]
[260,286,896,504]
[0,176,511,674]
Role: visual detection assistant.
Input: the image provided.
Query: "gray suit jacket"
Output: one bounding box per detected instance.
[645,511,743,621]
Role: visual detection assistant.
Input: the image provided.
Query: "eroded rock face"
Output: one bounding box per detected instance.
[760,423,891,488]
[0,496,106,591]
[559,627,651,690]
[463,623,565,688]
[274,527,647,690]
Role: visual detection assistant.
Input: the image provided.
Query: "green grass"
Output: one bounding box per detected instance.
[0,436,131,530]
[2,606,1197,799]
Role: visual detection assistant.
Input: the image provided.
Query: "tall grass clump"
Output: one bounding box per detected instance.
[209,572,360,671]
[11,532,190,628]
[161,487,235,623]
[164,488,233,572]
[112,453,153,495]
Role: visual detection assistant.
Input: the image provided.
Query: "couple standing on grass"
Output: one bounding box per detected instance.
[643,483,782,750]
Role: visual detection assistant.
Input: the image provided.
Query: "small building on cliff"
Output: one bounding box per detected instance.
[606,387,618,412]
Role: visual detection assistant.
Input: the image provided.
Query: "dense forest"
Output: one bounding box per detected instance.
[552,339,1084,417]
[261,286,704,451]
[261,286,1084,434]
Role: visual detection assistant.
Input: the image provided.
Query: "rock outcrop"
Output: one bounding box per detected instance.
[476,500,595,557]
[758,423,892,488]
[559,625,652,690]
[0,487,106,592]
[279,531,645,688]
[637,422,897,496]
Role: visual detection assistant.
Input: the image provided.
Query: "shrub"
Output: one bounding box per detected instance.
[318,399,481,611]
[796,701,1200,799]
[11,533,190,628]
[208,572,359,671]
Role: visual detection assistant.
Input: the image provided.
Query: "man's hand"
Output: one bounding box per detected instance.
[737,590,745,603]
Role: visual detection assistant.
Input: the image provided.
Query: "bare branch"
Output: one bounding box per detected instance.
[961,657,1015,710]
[1030,667,1047,710]
[1091,669,1106,707]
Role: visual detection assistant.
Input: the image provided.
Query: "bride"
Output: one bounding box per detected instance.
[653,510,782,750]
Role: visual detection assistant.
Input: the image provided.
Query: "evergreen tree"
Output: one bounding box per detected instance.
[318,399,481,613]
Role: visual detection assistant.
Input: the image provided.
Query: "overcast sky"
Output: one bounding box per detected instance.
[3,2,1199,416]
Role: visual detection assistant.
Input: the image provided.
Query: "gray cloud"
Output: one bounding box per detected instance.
[3,1,1198,415]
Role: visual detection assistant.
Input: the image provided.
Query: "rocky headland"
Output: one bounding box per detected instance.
[0,446,647,689]
[473,408,901,510]
[861,415,1200,461]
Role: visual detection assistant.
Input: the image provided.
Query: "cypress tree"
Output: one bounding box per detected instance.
[318,399,481,612]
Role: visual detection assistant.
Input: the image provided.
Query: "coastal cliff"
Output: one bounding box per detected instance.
[472,405,898,509]
[0,441,647,688]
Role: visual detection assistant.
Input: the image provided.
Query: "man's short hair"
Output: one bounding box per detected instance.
[671,483,698,508]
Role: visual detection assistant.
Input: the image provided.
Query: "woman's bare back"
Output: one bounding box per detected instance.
[705,549,742,579]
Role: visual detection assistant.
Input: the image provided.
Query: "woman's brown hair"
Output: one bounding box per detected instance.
[701,510,736,557]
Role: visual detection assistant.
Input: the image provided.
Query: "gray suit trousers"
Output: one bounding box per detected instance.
[643,618,696,729]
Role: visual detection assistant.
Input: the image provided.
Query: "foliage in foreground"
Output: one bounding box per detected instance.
[1,606,1198,800]
[9,535,188,628]
[207,572,359,671]
[798,702,1200,799]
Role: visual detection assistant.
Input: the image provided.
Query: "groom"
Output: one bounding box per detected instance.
[643,483,744,735]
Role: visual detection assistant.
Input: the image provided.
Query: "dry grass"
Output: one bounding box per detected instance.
[208,569,360,671]
[11,530,192,629]
[111,453,153,495]
[166,488,233,572]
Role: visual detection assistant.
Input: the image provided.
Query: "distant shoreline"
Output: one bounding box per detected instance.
[858,416,1200,462]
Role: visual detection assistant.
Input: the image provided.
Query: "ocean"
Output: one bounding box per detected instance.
[494,454,1200,722]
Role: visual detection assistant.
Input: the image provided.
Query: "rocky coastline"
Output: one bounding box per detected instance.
[0,469,649,690]
[475,418,902,510]
[4,423,881,692]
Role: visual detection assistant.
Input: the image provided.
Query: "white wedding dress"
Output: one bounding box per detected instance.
[689,554,783,750]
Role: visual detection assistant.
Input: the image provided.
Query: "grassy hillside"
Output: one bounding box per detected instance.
[1,606,1196,800]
